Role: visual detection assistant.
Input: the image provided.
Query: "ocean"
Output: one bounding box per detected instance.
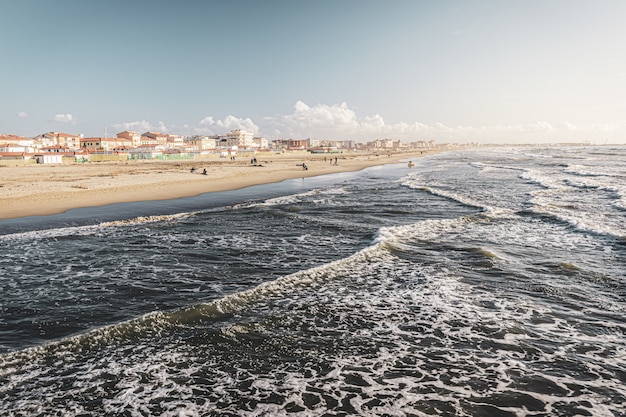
[1,146,624,416]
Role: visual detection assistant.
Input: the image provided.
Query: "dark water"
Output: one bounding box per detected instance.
[1,147,625,416]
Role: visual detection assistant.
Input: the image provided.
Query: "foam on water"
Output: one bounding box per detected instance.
[3,205,625,415]
[251,186,349,208]
[2,146,625,415]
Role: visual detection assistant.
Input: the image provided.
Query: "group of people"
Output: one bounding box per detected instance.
[191,155,342,176]
[190,167,207,175]
[324,156,339,166]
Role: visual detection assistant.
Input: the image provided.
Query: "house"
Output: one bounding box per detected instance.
[101,137,133,150]
[186,135,218,152]
[34,153,63,164]
[0,143,32,153]
[251,136,268,150]
[141,131,169,146]
[80,137,132,151]
[0,134,34,148]
[116,130,142,147]
[288,139,309,150]
[0,152,30,163]
[165,134,185,149]
[139,137,159,147]
[80,137,103,151]
[34,132,82,149]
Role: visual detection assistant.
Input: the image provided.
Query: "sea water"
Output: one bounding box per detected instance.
[0,146,624,416]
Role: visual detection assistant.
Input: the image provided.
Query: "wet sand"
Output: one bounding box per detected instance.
[0,151,436,220]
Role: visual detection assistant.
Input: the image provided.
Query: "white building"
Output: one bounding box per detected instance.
[219,130,254,148]
[251,136,269,149]
[186,135,218,151]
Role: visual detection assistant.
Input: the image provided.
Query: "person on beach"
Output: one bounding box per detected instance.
[190,167,196,173]
[202,168,207,175]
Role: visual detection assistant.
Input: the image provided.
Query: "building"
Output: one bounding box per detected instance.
[0,143,35,153]
[186,135,218,152]
[0,134,34,148]
[116,130,142,147]
[271,139,291,151]
[80,137,132,151]
[34,132,82,149]
[165,134,185,149]
[251,136,269,150]
[141,131,169,146]
[33,153,64,164]
[288,139,309,150]
[219,130,254,148]
[80,137,103,151]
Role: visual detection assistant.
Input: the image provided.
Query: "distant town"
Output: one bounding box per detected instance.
[0,130,439,164]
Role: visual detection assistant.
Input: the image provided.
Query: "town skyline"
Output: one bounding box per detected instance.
[3,1,626,144]
[1,127,437,153]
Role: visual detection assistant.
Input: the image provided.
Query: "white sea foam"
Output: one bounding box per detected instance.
[99,212,194,228]
[0,212,195,243]
[251,186,349,208]
[2,146,625,416]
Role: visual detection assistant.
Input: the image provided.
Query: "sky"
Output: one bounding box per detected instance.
[2,0,626,144]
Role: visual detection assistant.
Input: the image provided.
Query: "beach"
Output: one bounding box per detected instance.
[0,151,434,220]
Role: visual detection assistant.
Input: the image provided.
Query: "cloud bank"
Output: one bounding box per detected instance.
[109,101,626,144]
[199,115,259,134]
[112,120,169,133]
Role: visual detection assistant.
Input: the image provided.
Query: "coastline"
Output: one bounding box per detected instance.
[0,151,437,220]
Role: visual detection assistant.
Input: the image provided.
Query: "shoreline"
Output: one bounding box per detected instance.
[0,151,438,220]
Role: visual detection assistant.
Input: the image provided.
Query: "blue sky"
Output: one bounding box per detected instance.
[2,0,625,143]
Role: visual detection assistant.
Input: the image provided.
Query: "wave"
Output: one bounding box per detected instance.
[0,235,388,367]
[0,212,195,243]
[525,203,626,240]
[0,223,103,243]
[401,174,515,218]
[99,212,195,227]
[2,210,490,364]
[250,186,349,208]
[0,186,348,241]
[2,214,624,416]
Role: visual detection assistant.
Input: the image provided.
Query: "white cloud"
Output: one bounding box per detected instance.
[286,101,358,128]
[157,121,168,132]
[561,122,578,131]
[16,111,28,118]
[194,115,259,135]
[215,115,259,133]
[199,116,215,126]
[53,113,75,124]
[111,120,155,132]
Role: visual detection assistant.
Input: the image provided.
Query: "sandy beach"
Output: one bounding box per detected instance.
[0,151,436,220]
